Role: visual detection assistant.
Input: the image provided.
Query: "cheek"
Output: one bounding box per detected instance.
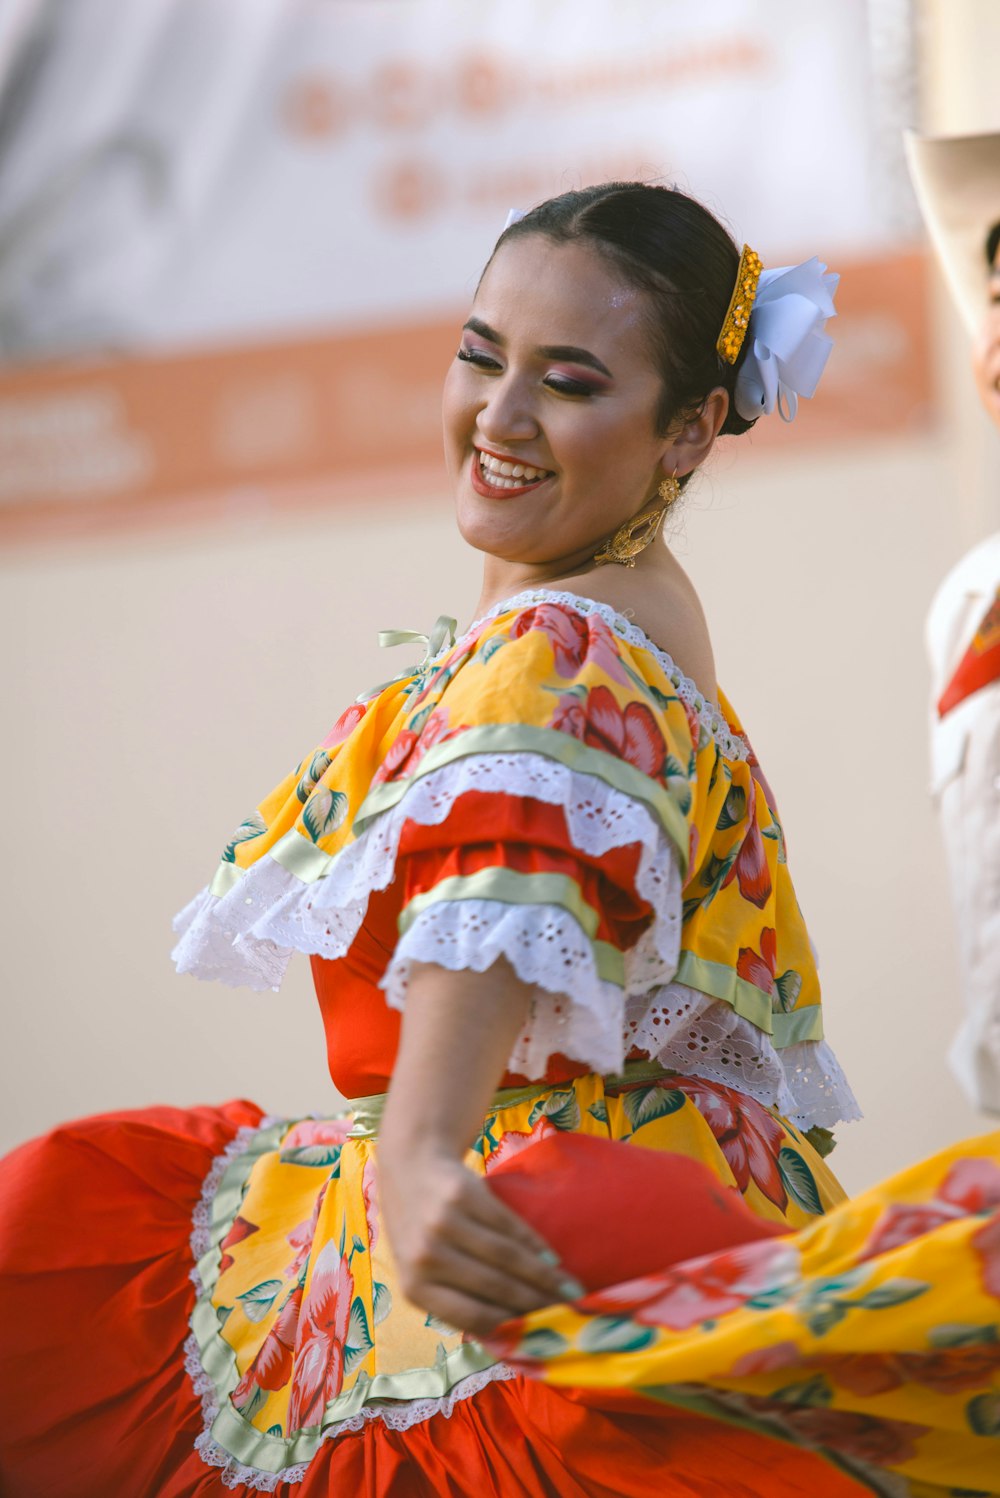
[441,364,473,454]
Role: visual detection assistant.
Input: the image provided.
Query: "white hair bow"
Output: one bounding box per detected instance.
[734,258,839,423]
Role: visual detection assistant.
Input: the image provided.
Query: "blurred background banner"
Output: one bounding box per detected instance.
[0,0,928,542]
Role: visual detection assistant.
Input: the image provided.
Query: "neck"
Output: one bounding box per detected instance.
[473,537,672,619]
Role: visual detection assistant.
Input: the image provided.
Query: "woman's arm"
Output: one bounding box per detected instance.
[378,958,579,1337]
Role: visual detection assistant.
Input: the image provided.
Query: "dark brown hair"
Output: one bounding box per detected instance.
[985,220,1000,273]
[491,182,758,456]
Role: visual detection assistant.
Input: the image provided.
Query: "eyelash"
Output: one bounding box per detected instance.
[455,346,594,398]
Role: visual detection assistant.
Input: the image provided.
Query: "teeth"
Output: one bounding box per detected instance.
[478,452,550,486]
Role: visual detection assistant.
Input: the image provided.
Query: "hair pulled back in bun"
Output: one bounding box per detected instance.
[493,182,758,467]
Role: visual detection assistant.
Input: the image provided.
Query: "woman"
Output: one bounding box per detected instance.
[2,184,998,1498]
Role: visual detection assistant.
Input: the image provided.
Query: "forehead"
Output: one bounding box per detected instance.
[474,235,651,359]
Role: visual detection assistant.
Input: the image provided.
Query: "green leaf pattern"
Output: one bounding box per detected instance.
[221,810,267,863]
[302,787,349,843]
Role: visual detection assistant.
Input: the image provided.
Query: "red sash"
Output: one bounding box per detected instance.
[938,586,1000,717]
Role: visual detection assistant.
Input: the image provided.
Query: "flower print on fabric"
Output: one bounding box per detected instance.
[512,603,629,684]
[284,1180,331,1279]
[373,706,467,785]
[721,775,772,910]
[670,1074,789,1212]
[217,1214,259,1276]
[483,1118,559,1174]
[231,1285,303,1409]
[736,928,803,1013]
[753,1406,930,1469]
[288,1243,355,1432]
[362,1158,379,1253]
[736,928,778,994]
[549,685,667,779]
[322,702,368,749]
[972,1211,1000,1300]
[860,1155,1000,1269]
[578,1238,801,1332]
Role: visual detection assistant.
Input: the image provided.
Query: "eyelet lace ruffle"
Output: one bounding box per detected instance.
[387,907,859,1126]
[174,752,858,1126]
[172,753,682,995]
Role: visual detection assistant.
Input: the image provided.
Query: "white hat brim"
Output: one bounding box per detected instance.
[904,128,1000,337]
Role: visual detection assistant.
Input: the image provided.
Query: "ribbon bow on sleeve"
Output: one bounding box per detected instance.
[362,614,458,700]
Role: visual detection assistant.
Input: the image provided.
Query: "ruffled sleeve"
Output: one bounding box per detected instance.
[172,597,707,1075]
[171,590,860,1123]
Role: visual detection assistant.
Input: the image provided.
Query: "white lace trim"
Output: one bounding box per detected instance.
[385,900,631,1079]
[624,981,861,1127]
[387,908,859,1125]
[462,587,748,761]
[186,1330,517,1490]
[172,753,683,996]
[173,752,858,1124]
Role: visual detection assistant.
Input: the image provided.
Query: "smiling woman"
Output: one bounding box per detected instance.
[2,183,999,1498]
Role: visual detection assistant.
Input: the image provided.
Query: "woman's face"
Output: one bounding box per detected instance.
[442,235,679,568]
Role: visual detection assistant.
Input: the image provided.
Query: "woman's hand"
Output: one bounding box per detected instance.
[378,1140,578,1338]
[375,958,584,1338]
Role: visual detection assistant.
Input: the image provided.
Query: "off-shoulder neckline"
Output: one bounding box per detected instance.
[464,587,748,761]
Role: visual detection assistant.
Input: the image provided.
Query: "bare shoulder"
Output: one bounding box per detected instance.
[557,556,718,703]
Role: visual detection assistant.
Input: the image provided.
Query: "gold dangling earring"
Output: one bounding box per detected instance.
[593,474,681,567]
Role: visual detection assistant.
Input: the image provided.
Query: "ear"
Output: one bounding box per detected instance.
[662,387,729,478]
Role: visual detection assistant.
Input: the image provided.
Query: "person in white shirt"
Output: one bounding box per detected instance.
[907,129,1000,1114]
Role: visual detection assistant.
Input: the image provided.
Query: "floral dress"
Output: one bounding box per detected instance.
[1,589,998,1498]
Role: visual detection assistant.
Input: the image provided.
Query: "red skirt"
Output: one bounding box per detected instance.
[0,1101,872,1498]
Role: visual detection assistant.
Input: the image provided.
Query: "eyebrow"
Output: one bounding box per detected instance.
[463,317,614,379]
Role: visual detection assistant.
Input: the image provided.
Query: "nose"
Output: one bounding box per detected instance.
[475,372,540,447]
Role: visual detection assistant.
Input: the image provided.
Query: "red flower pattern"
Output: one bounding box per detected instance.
[579,1238,799,1332]
[288,1242,354,1432]
[362,1157,379,1253]
[512,604,628,683]
[483,1118,558,1174]
[860,1156,1000,1268]
[551,685,667,779]
[736,927,777,996]
[837,1345,1000,1398]
[760,1406,929,1468]
[972,1211,1000,1300]
[373,707,464,785]
[284,1178,331,1279]
[671,1074,788,1211]
[721,774,772,910]
[321,702,367,749]
[231,1285,304,1406]
[218,1214,259,1277]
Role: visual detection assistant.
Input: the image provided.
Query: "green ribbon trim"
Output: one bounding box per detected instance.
[771,1004,824,1046]
[365,615,459,698]
[207,1342,498,1474]
[397,868,625,988]
[346,1058,685,1140]
[674,952,824,1045]
[207,720,690,896]
[354,723,690,872]
[674,952,773,1034]
[209,861,244,898]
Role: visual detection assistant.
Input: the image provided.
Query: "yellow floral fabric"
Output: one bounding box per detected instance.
[488,1128,1000,1496]
[192,1065,846,1477]
[193,591,825,1053]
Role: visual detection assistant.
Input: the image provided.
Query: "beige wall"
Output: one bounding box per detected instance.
[1,394,994,1193]
[4,0,1000,1191]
